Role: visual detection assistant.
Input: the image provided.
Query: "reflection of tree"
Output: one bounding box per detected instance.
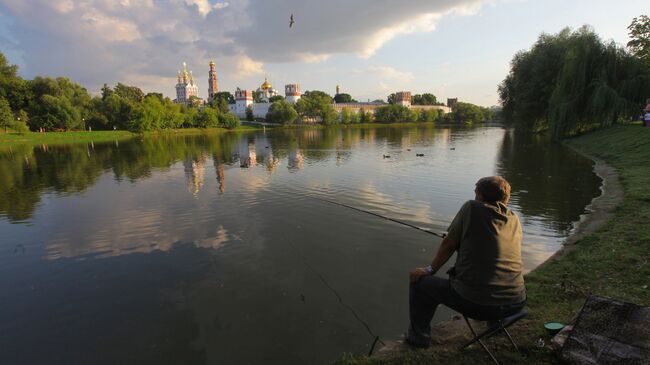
[0,132,247,222]
[496,130,601,233]
[0,126,452,223]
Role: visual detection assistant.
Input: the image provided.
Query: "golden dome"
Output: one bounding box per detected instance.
[260,78,272,90]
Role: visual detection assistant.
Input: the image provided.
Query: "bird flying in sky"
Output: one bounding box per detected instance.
[289,14,294,28]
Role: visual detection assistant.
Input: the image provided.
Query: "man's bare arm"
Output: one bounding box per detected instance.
[430,236,458,274]
[410,237,459,282]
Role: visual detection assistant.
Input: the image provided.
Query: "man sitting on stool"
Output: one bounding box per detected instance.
[407,176,526,348]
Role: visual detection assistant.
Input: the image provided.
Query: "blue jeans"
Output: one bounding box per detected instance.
[408,276,525,346]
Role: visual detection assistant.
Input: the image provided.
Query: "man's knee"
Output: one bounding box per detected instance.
[411,276,449,301]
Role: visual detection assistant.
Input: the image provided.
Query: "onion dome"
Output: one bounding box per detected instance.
[260,78,272,90]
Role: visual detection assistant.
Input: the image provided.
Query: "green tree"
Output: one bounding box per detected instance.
[101,83,113,100]
[359,108,374,123]
[0,97,12,132]
[145,92,164,102]
[114,83,145,102]
[182,106,198,128]
[253,90,264,103]
[295,91,336,124]
[340,107,352,124]
[195,107,220,128]
[160,98,183,129]
[449,102,486,124]
[374,104,416,122]
[499,25,650,138]
[32,94,82,130]
[210,92,233,113]
[0,52,30,112]
[214,91,235,104]
[245,105,254,121]
[129,95,164,131]
[418,108,438,123]
[220,112,240,129]
[266,100,298,124]
[269,95,284,103]
[627,15,650,65]
[412,93,438,105]
[27,77,91,130]
[334,93,353,103]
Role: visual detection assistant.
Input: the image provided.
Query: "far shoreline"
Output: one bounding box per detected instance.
[0,121,504,147]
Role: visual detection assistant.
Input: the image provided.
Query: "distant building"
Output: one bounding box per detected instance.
[175,62,200,105]
[232,88,253,117]
[256,78,278,102]
[447,98,458,109]
[230,80,301,119]
[285,84,301,104]
[395,91,411,107]
[207,60,219,100]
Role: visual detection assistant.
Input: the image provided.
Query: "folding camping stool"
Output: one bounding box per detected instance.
[459,310,528,365]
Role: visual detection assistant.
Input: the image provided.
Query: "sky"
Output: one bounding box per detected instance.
[0,0,647,106]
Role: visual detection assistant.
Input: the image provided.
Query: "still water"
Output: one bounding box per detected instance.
[0,126,600,364]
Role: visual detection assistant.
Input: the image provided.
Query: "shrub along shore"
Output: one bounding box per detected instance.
[333,124,650,364]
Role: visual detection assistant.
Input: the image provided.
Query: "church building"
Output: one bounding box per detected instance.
[174,62,200,105]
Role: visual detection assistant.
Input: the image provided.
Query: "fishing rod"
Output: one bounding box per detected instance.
[314,197,447,239]
[286,238,386,353]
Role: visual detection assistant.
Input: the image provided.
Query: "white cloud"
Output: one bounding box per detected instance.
[233,55,264,77]
[52,0,74,13]
[0,0,489,97]
[185,0,229,17]
[80,11,141,42]
[365,66,414,82]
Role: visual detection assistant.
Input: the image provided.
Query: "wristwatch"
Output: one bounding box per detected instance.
[425,265,434,274]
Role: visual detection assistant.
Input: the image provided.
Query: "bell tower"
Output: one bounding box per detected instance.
[208,60,219,100]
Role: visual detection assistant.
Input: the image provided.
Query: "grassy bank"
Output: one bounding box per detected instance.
[0,126,260,146]
[334,124,650,364]
[0,130,136,145]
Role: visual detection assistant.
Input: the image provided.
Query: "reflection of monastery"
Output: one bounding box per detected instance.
[174,61,451,118]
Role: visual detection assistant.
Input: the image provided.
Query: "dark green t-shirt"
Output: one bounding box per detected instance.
[446,200,526,306]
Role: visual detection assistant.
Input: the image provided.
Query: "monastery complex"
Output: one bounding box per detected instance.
[174,61,451,120]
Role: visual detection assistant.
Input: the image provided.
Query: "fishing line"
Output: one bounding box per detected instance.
[286,238,386,351]
[313,197,447,239]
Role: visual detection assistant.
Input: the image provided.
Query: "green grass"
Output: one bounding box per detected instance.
[0,130,136,145]
[333,124,650,364]
[0,125,261,146]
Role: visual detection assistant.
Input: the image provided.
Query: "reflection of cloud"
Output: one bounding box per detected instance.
[45,208,236,260]
[194,226,230,249]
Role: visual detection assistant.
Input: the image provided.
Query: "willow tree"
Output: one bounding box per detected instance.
[500,25,650,139]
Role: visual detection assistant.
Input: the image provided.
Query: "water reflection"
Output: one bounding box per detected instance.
[0,126,601,365]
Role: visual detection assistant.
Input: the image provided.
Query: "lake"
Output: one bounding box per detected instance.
[0,125,600,364]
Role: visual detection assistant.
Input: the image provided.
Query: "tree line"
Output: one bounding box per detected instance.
[265,91,493,125]
[0,52,240,133]
[499,16,650,139]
